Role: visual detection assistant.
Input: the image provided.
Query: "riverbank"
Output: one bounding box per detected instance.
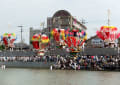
[0,62,120,71]
[0,62,54,69]
[0,55,120,71]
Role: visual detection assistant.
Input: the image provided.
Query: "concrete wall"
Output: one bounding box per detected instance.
[0,48,119,57]
[0,62,54,68]
[0,51,37,57]
[82,48,119,56]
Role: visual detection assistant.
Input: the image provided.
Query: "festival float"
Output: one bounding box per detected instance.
[51,28,66,49]
[96,26,120,47]
[51,28,87,56]
[31,33,49,56]
[1,33,17,50]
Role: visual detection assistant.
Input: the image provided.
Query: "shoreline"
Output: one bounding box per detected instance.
[0,62,54,69]
[0,62,120,71]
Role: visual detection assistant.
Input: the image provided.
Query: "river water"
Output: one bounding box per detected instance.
[0,68,120,85]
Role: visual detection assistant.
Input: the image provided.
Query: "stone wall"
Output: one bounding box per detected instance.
[0,51,37,57]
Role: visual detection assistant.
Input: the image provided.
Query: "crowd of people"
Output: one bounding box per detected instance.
[0,55,120,71]
[53,55,120,71]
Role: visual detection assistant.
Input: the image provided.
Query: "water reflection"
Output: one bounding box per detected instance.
[0,69,120,85]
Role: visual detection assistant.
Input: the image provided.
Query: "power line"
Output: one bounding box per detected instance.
[80,19,88,24]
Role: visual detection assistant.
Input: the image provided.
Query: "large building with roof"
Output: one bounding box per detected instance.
[47,10,87,31]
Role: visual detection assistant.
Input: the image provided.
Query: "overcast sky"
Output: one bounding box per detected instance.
[0,0,120,44]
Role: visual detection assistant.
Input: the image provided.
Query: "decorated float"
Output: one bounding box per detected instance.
[1,33,17,50]
[31,33,49,56]
[96,26,120,47]
[51,28,87,56]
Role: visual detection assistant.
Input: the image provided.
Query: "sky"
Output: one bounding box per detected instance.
[0,0,120,44]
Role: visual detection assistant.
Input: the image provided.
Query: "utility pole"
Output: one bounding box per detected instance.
[18,25,24,50]
[80,19,87,53]
[107,9,111,45]
[108,9,110,26]
[18,25,24,43]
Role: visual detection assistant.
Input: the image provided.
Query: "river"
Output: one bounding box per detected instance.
[0,68,120,85]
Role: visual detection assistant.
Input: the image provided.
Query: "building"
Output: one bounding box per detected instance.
[47,10,87,31]
[86,35,119,48]
[85,35,104,48]
[118,38,120,47]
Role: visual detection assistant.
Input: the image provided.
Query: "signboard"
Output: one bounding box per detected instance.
[91,39,103,45]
